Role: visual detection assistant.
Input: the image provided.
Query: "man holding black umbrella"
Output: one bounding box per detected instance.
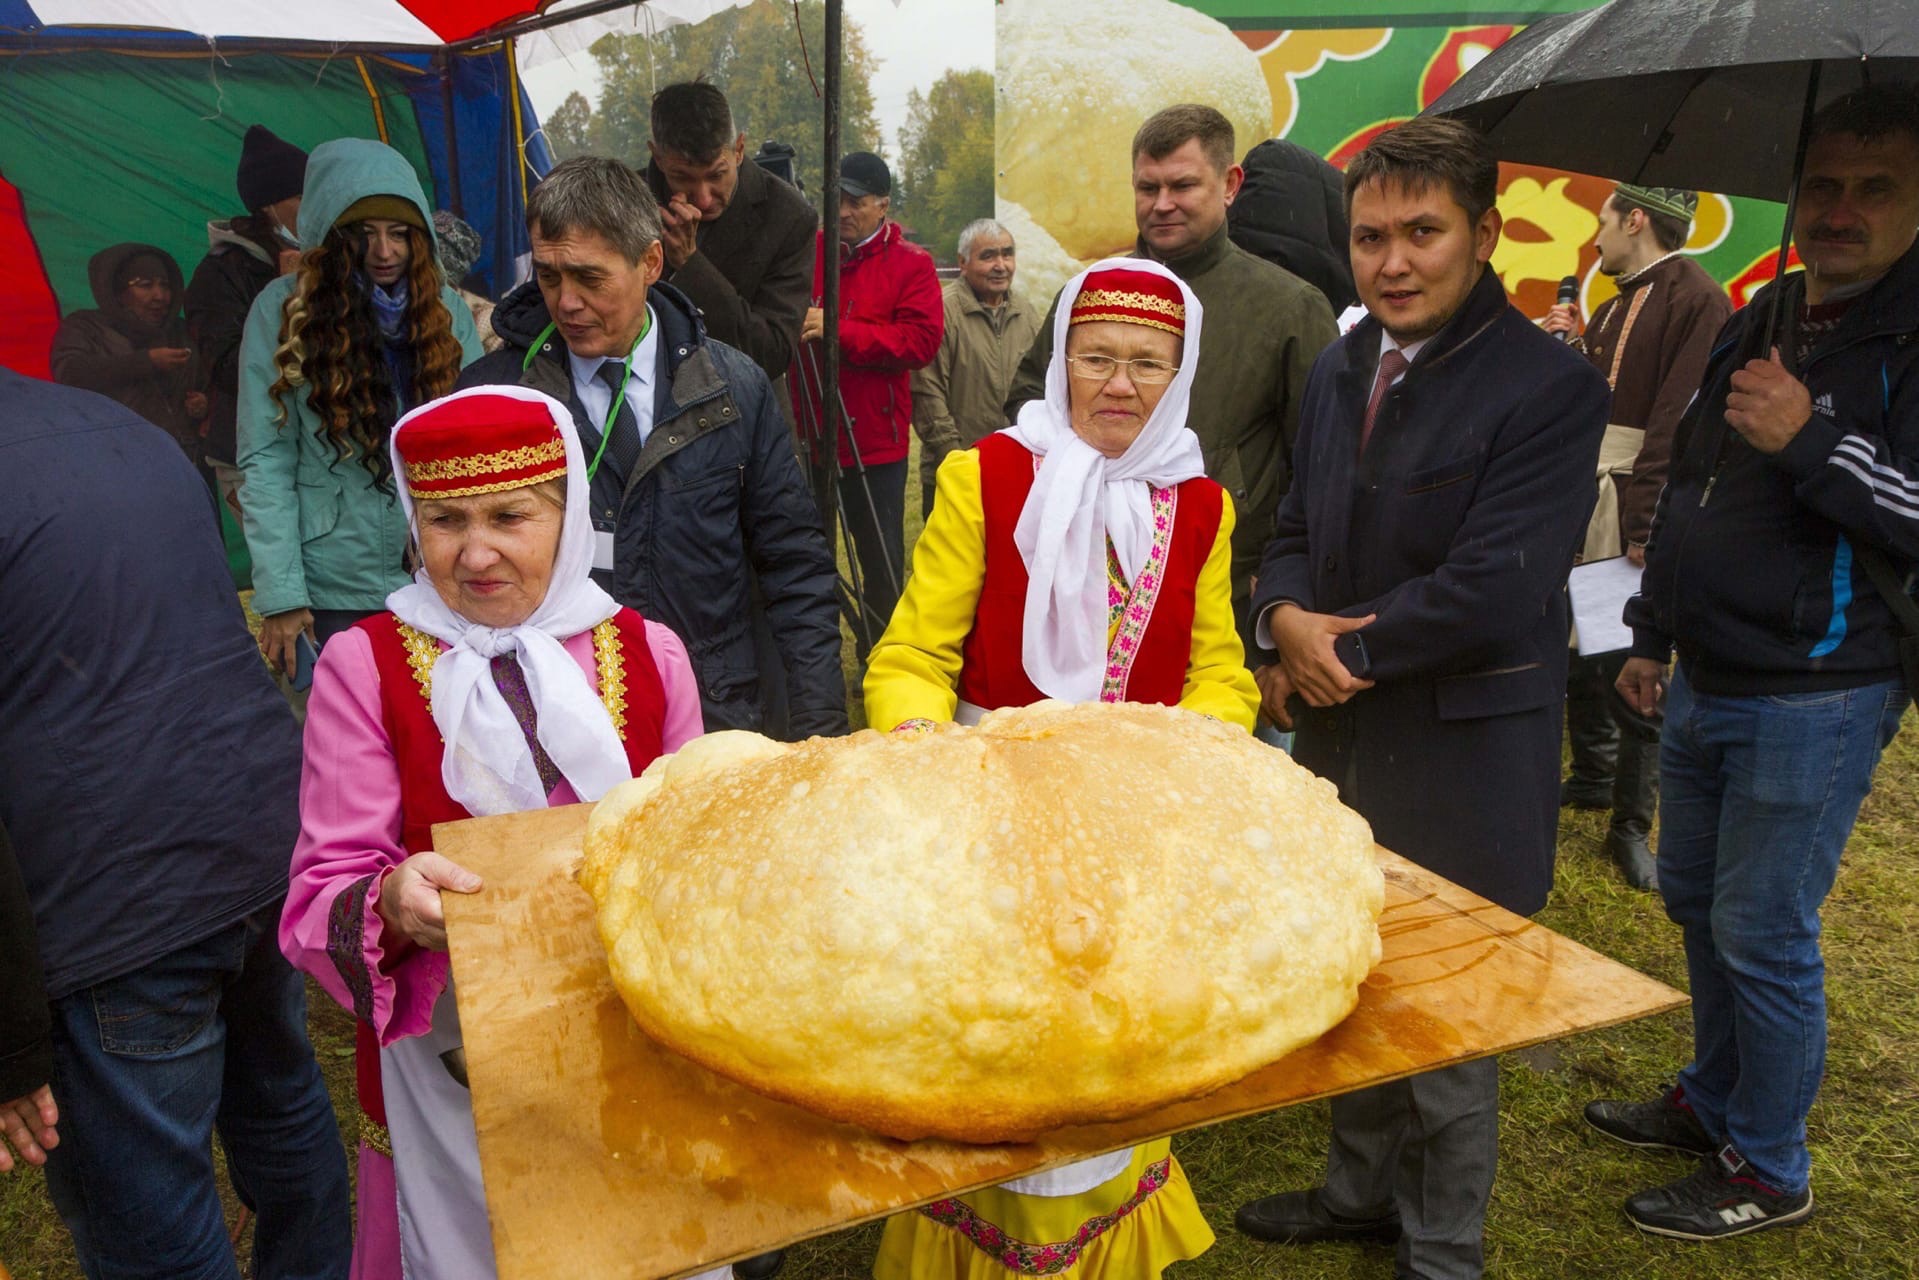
[1590,85,1919,1241]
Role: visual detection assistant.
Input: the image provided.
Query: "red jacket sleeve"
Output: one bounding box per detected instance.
[840,249,944,373]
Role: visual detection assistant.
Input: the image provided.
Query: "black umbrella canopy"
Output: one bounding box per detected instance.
[1425,0,1919,202]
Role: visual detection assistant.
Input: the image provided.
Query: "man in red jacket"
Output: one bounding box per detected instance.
[794,151,944,660]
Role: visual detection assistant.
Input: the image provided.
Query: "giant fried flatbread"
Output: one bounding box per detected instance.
[579,701,1383,1143]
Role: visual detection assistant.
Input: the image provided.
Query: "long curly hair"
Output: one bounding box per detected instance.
[269,222,465,484]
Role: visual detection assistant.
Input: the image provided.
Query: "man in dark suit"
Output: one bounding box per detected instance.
[1233,118,1609,1279]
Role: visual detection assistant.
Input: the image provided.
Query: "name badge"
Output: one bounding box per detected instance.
[593,529,616,573]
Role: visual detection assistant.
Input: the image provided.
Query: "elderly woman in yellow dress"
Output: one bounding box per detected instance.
[863,258,1257,1279]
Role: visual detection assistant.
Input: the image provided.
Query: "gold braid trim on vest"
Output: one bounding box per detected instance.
[592,619,627,736]
[399,624,439,703]
[393,620,629,729]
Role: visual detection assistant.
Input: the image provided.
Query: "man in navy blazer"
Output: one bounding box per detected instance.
[1233,118,1609,1278]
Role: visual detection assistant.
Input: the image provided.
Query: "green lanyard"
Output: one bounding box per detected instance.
[525,310,650,481]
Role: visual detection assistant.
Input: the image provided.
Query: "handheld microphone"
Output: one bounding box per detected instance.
[1553,275,1579,342]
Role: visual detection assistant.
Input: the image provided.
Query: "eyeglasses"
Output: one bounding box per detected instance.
[1065,354,1180,384]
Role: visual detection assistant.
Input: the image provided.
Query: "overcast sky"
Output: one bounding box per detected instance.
[519,0,993,155]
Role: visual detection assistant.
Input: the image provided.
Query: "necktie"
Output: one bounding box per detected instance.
[490,653,562,796]
[593,360,643,480]
[1359,348,1410,455]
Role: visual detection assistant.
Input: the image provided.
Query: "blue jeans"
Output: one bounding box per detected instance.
[1658,666,1906,1192]
[42,901,351,1280]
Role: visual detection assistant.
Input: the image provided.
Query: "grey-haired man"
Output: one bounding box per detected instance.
[909,218,1042,515]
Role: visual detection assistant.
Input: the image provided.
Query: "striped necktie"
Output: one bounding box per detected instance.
[1360,347,1409,454]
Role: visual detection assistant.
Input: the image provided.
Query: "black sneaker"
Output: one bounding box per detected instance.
[1625,1146,1813,1240]
[1584,1086,1715,1156]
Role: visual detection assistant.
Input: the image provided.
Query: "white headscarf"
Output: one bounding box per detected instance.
[385,385,628,816]
[1002,258,1207,703]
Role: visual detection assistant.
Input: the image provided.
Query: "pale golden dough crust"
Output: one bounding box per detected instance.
[580,701,1383,1143]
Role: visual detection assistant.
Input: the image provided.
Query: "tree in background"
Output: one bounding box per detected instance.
[895,68,993,267]
[544,90,599,158]
[553,0,881,200]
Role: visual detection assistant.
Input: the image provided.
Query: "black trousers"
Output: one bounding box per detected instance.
[841,458,907,661]
[1566,649,1658,839]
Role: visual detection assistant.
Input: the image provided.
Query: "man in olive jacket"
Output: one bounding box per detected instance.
[911,217,1041,515]
[644,79,816,382]
[1007,104,1338,633]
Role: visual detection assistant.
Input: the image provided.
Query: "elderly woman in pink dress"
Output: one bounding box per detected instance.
[279,385,724,1280]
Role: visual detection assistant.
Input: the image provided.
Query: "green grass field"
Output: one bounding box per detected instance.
[6,450,1917,1278]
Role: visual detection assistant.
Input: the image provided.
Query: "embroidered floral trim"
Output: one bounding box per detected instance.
[326,872,380,1025]
[404,439,565,483]
[1604,280,1654,393]
[398,623,439,702]
[593,619,627,736]
[1102,485,1177,703]
[892,718,937,734]
[359,1108,393,1159]
[916,1157,1172,1275]
[1106,543,1127,632]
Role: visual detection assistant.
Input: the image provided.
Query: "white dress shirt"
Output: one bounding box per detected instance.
[1253,328,1433,652]
[567,305,661,448]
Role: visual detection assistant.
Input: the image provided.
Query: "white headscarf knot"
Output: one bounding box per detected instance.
[385,385,628,816]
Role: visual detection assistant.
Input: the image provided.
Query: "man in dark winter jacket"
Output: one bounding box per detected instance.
[1235,118,1607,1280]
[51,243,208,473]
[184,124,307,494]
[458,157,847,739]
[645,79,817,382]
[0,368,349,1277]
[1588,85,1919,1244]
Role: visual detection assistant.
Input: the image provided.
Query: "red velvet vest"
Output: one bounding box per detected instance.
[957,432,1223,711]
[349,608,669,1131]
[356,609,667,853]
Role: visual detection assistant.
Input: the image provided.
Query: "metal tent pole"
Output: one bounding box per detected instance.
[436,50,465,220]
[815,0,843,543]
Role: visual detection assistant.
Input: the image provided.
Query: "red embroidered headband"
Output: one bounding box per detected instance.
[1068,268,1186,337]
[394,392,567,500]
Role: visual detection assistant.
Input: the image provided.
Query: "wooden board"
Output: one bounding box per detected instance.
[438,803,1685,1280]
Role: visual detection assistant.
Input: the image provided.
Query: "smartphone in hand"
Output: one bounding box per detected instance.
[290,632,320,692]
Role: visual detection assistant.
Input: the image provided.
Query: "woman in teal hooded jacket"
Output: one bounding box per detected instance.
[238,138,480,675]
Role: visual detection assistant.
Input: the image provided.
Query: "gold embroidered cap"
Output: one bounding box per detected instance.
[1069,267,1186,336]
[393,391,567,500]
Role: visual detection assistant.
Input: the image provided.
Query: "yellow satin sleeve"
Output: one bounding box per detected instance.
[863,449,987,731]
[1180,499,1259,731]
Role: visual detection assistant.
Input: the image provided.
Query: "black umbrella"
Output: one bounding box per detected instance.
[1426,0,1919,338]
